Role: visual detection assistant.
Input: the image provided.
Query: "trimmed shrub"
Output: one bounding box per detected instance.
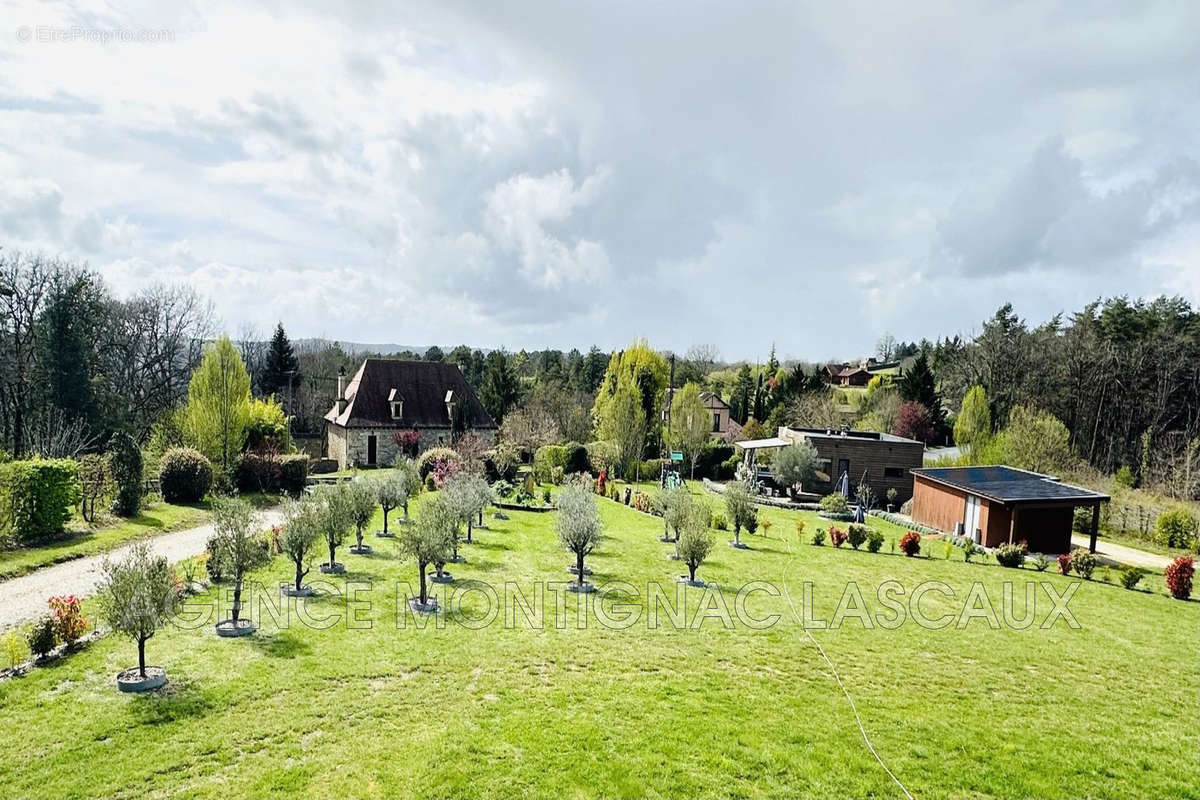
[236,450,282,494]
[159,448,213,503]
[0,459,80,543]
[584,441,618,475]
[899,531,921,557]
[995,543,1027,568]
[1155,506,1199,550]
[1057,553,1072,575]
[1069,549,1097,579]
[811,529,826,546]
[829,526,847,547]
[1032,555,1051,572]
[1165,556,1194,600]
[533,445,568,483]
[1119,566,1145,590]
[866,529,885,553]
[107,432,143,516]
[27,616,57,659]
[820,493,849,516]
[712,512,728,531]
[424,473,437,492]
[563,441,590,475]
[279,454,308,497]
[847,525,868,550]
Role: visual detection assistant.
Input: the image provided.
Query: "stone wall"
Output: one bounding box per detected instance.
[327,425,497,469]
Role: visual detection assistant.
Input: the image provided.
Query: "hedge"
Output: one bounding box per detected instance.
[533,445,569,483]
[159,448,213,503]
[236,452,309,496]
[0,459,81,543]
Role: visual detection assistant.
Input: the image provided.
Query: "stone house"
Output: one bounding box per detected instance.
[324,358,497,469]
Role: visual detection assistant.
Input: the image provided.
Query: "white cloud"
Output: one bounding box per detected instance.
[0,0,1196,356]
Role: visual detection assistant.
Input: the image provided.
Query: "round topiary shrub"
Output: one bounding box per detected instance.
[159,447,213,503]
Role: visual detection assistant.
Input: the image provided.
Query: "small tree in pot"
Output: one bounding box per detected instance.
[420,493,459,584]
[347,479,378,554]
[314,482,353,574]
[677,502,715,586]
[374,471,407,537]
[659,485,689,543]
[212,495,271,636]
[98,542,176,691]
[398,497,456,612]
[280,498,321,596]
[725,482,755,549]
[557,484,602,593]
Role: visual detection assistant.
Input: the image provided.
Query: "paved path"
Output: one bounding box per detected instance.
[0,508,284,631]
[1071,534,1172,570]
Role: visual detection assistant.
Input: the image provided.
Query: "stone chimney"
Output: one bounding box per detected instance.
[336,366,347,414]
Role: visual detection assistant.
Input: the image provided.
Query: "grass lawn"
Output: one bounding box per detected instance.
[0,488,1195,798]
[0,501,210,580]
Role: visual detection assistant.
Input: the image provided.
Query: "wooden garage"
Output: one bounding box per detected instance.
[910,466,1109,554]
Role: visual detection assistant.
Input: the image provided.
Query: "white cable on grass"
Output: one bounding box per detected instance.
[779,542,915,800]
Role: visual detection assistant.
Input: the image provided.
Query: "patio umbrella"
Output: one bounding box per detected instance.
[854,502,865,524]
[839,471,850,498]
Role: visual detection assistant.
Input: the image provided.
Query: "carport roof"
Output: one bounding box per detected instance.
[912,466,1109,505]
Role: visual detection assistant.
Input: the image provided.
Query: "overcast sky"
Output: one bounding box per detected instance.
[1,1,1197,361]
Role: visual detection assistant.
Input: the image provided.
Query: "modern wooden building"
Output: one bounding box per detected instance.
[737,425,925,503]
[910,466,1109,554]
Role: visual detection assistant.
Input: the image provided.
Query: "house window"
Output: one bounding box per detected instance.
[884,467,905,479]
[712,413,721,433]
[390,401,403,419]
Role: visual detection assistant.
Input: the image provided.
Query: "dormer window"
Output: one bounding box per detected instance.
[388,388,404,420]
[444,389,456,421]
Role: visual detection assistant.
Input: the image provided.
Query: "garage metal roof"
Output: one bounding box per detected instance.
[912,466,1109,505]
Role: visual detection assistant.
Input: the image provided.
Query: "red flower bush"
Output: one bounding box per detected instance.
[1165,556,1194,600]
[829,526,847,547]
[1057,553,1072,575]
[48,595,88,647]
[899,531,921,557]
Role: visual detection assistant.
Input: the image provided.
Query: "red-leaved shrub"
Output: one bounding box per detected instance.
[48,595,88,647]
[1165,556,1194,600]
[1057,553,1072,575]
[829,526,847,547]
[899,531,921,556]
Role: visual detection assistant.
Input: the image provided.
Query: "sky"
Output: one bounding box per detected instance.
[1,0,1197,362]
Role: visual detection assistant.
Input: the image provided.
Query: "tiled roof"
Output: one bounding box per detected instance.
[325,359,496,430]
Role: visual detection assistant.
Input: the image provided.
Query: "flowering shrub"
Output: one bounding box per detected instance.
[1165,556,1194,600]
[794,519,805,537]
[432,457,458,488]
[48,595,88,646]
[899,531,921,556]
[392,428,421,457]
[760,518,773,536]
[1069,549,1097,579]
[1057,553,1072,575]
[828,526,847,547]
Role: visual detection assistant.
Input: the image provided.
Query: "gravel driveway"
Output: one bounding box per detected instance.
[0,508,284,631]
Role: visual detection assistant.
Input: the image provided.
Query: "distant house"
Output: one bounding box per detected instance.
[700,392,742,442]
[836,367,871,387]
[324,359,497,469]
[821,363,848,384]
[910,466,1108,554]
[736,425,924,502]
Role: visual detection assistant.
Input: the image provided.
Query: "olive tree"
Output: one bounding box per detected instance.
[374,471,407,537]
[557,484,602,592]
[724,482,756,548]
[280,498,321,595]
[773,442,820,495]
[677,503,715,584]
[445,474,492,543]
[395,456,421,519]
[659,485,690,542]
[211,495,271,629]
[347,479,378,553]
[397,495,456,608]
[314,482,353,573]
[98,542,175,680]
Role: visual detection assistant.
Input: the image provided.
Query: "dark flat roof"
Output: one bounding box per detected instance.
[912,466,1109,505]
